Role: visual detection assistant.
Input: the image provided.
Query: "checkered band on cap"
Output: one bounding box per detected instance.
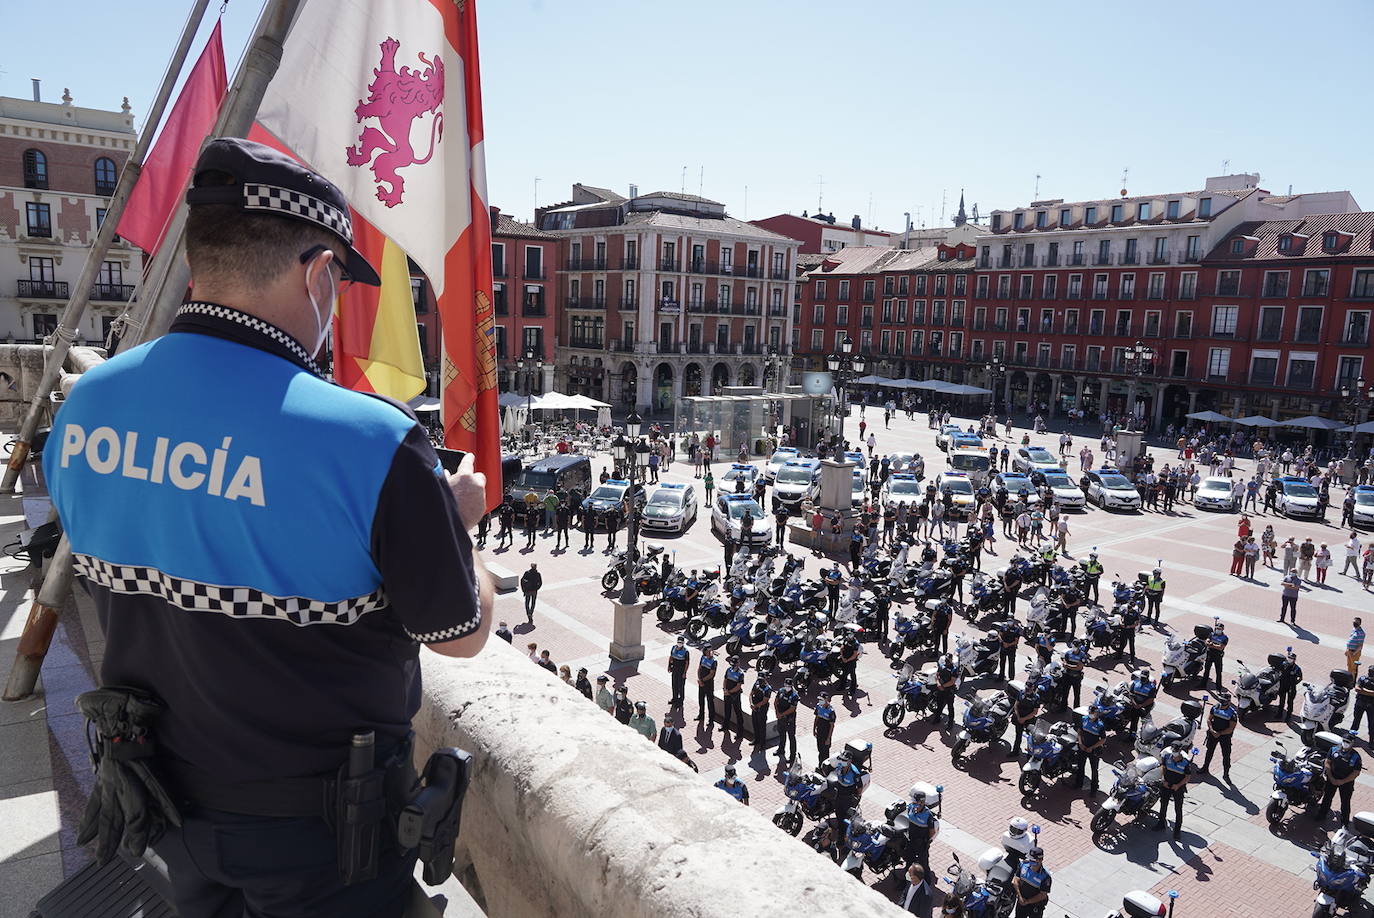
[74,553,387,627]
[241,183,353,245]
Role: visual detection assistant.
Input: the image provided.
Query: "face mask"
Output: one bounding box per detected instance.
[306,253,338,358]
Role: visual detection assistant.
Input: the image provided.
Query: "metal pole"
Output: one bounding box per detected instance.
[3,0,302,702]
[1,0,215,495]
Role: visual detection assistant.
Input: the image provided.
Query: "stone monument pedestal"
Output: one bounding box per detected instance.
[609,598,646,662]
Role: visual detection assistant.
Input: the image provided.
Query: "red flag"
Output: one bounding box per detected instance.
[117,21,227,255]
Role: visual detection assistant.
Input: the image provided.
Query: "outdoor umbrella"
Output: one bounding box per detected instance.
[853,374,896,386]
[906,379,953,391]
[407,396,441,413]
[497,391,528,408]
[1338,420,1374,434]
[1185,410,1234,423]
[1232,415,1279,428]
[1279,415,1343,430]
[596,406,612,429]
[563,394,611,411]
[939,383,993,396]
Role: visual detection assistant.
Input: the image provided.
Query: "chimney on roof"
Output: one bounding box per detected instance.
[629,184,637,199]
[852,215,861,230]
[31,79,40,103]
[489,205,501,226]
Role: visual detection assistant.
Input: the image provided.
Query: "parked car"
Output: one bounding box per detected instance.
[1084,469,1141,511]
[772,459,822,511]
[1275,476,1321,518]
[936,424,962,452]
[1353,485,1374,530]
[879,472,925,510]
[939,472,977,519]
[1038,470,1086,509]
[994,472,1040,507]
[765,447,800,482]
[720,463,761,491]
[642,482,698,533]
[506,454,592,508]
[888,452,924,478]
[1193,476,1239,512]
[712,493,772,546]
[581,478,647,517]
[1013,446,1062,475]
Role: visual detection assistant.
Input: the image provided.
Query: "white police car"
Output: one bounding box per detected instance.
[993,472,1040,507]
[765,447,800,482]
[938,471,977,518]
[1038,470,1085,510]
[1084,468,1141,511]
[950,432,983,451]
[581,479,646,515]
[720,463,760,490]
[844,450,866,467]
[1013,446,1062,475]
[1275,476,1320,518]
[1353,486,1374,529]
[772,459,821,510]
[711,493,771,545]
[1193,475,1239,512]
[641,482,698,532]
[879,472,925,510]
[852,468,867,501]
[935,424,962,452]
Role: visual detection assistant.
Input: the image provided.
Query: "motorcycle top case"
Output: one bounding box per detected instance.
[1122,890,1166,918]
[1266,653,1288,669]
[1330,670,1356,689]
[1314,731,1343,753]
[1352,811,1374,840]
[843,740,873,768]
[1178,700,1204,721]
[1192,624,1214,640]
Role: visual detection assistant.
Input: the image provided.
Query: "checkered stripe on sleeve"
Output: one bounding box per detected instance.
[242,183,353,245]
[73,553,387,626]
[402,614,483,645]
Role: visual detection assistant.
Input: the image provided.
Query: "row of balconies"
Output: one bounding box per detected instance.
[13,280,135,302]
[563,339,785,357]
[985,251,1203,269]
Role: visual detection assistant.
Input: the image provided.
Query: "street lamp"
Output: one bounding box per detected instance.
[825,336,867,447]
[982,355,1007,417]
[616,410,645,605]
[764,345,787,435]
[1337,376,1373,462]
[518,345,545,421]
[1120,340,1155,431]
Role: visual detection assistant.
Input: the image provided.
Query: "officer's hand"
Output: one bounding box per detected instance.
[446,453,488,531]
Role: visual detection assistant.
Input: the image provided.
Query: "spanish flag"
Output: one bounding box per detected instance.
[333,215,427,401]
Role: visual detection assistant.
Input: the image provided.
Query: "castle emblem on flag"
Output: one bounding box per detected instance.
[345,38,445,208]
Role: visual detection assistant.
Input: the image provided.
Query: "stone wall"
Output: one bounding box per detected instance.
[413,644,905,918]
[0,344,105,428]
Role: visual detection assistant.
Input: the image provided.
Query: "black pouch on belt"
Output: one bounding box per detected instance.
[398,747,472,885]
[335,730,387,885]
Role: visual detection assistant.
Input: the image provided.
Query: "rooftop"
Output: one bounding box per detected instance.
[0,93,135,136]
[1209,212,1374,261]
[492,210,559,240]
[801,244,977,276]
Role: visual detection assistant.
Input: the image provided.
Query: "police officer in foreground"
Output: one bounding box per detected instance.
[749,674,773,754]
[1012,846,1052,917]
[721,657,746,739]
[1010,689,1042,758]
[997,616,1023,681]
[714,764,750,805]
[1081,550,1103,603]
[774,677,801,765]
[1278,650,1303,720]
[1154,745,1195,841]
[814,695,837,764]
[1351,665,1374,745]
[1200,690,1238,782]
[903,788,939,872]
[1144,567,1166,622]
[667,636,690,708]
[1316,731,1364,828]
[1073,705,1107,796]
[45,139,493,918]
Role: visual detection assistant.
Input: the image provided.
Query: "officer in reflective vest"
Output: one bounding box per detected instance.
[1013,846,1052,917]
[1201,690,1238,782]
[714,765,749,804]
[1082,552,1104,603]
[1144,568,1166,622]
[667,636,690,708]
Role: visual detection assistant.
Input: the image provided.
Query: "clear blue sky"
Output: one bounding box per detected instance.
[5,0,1370,232]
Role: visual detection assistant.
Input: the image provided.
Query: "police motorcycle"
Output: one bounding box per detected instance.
[883,662,939,728]
[1022,653,1065,702]
[951,689,1013,767]
[1087,682,1131,738]
[968,570,1009,617]
[1300,671,1355,745]
[723,604,769,657]
[772,740,873,836]
[775,576,827,619]
[796,635,844,692]
[1110,576,1146,615]
[601,544,666,593]
[953,630,1003,679]
[657,568,720,623]
[768,552,805,597]
[683,590,734,641]
[1109,890,1181,918]
[1310,811,1374,917]
[755,621,803,673]
[1231,653,1287,719]
[1025,588,1069,639]
[1158,625,1211,686]
[1085,604,1133,657]
[1265,732,1333,827]
[941,820,1039,918]
[1090,753,1164,836]
[887,601,937,668]
[842,783,944,881]
[1018,717,1081,798]
[1134,698,1204,760]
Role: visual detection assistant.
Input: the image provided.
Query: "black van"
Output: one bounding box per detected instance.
[505,454,593,507]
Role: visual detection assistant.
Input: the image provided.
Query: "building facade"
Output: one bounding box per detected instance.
[0,88,137,346]
[750,212,890,255]
[536,184,799,413]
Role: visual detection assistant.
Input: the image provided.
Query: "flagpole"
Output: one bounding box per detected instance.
[0,0,216,496]
[2,0,304,702]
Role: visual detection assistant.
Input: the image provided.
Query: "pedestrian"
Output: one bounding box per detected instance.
[1261,525,1277,567]
[1015,507,1030,546]
[542,490,558,534]
[1200,690,1238,782]
[1055,516,1070,556]
[1279,569,1301,624]
[520,562,542,623]
[703,469,714,504]
[721,657,745,738]
[696,645,719,728]
[1316,543,1333,584]
[749,675,773,753]
[558,664,572,686]
[667,636,690,708]
[1365,544,1374,590]
[523,502,539,548]
[476,510,490,548]
[896,863,934,916]
[1343,493,1358,528]
[1316,732,1363,828]
[1347,618,1366,678]
[574,667,593,700]
[605,504,621,551]
[774,678,799,765]
[628,701,656,740]
[1229,536,1245,576]
[595,674,614,714]
[554,499,572,549]
[1242,536,1259,579]
[536,649,557,673]
[1299,537,1316,580]
[813,695,836,765]
[1281,536,1298,573]
[1345,532,1364,576]
[1154,746,1195,841]
[498,500,515,548]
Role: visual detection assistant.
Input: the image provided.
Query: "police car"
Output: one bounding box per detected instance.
[935,424,963,452]
[711,493,772,546]
[771,458,821,510]
[1037,469,1085,509]
[993,472,1040,507]
[879,472,925,510]
[1274,475,1320,518]
[844,450,866,467]
[720,463,760,490]
[1013,445,1062,475]
[1354,485,1374,530]
[938,471,977,519]
[581,479,646,517]
[1084,468,1142,511]
[950,432,983,451]
[764,447,800,482]
[1193,475,1240,512]
[641,482,698,532]
[852,468,867,501]
[888,452,924,478]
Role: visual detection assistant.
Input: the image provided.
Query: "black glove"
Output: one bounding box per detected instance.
[75,687,182,864]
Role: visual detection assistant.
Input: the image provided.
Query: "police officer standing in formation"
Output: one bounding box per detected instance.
[1155,745,1195,840]
[998,616,1023,681]
[928,654,958,728]
[1124,669,1158,738]
[721,657,746,739]
[1144,566,1166,622]
[1200,620,1228,690]
[774,677,801,765]
[44,139,494,918]
[714,764,750,805]
[1200,690,1238,782]
[1073,705,1107,796]
[1351,666,1374,745]
[838,631,861,697]
[1082,550,1103,603]
[750,675,773,754]
[903,789,938,873]
[1012,846,1052,918]
[1317,731,1364,828]
[696,645,719,728]
[1118,594,1140,662]
[1278,650,1304,720]
[1010,689,1042,757]
[824,563,844,620]
[814,695,837,764]
[667,636,690,709]
[1058,640,1087,710]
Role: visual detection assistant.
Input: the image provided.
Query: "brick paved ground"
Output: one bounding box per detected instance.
[487,409,1374,916]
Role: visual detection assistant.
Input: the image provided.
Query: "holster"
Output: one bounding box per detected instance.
[334,732,417,886]
[397,747,472,885]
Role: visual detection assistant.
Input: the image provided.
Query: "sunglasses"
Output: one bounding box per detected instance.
[299,244,355,289]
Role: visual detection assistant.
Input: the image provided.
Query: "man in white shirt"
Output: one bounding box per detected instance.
[1346,533,1365,577]
[897,863,933,916]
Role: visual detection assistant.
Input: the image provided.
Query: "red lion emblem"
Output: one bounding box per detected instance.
[345,38,445,208]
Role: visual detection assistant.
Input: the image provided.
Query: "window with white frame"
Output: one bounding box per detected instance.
[1211,305,1238,336]
[1207,347,1230,379]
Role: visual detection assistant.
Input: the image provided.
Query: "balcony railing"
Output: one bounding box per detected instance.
[621,256,640,270]
[1148,253,1171,265]
[998,257,1014,267]
[524,268,546,280]
[522,299,547,316]
[1066,290,1084,300]
[1063,322,1079,335]
[1295,328,1322,344]
[565,258,608,271]
[1177,289,1198,301]
[1216,283,1242,296]
[771,269,789,280]
[1094,255,1111,266]
[1120,253,1139,265]
[91,283,134,302]
[972,319,986,331]
[1249,371,1277,386]
[568,338,605,349]
[769,304,788,317]
[1044,254,1059,267]
[16,280,68,299]
[740,265,764,278]
[687,260,715,275]
[1069,254,1085,266]
[1180,252,1201,264]
[619,297,638,310]
[611,339,635,352]
[660,259,680,272]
